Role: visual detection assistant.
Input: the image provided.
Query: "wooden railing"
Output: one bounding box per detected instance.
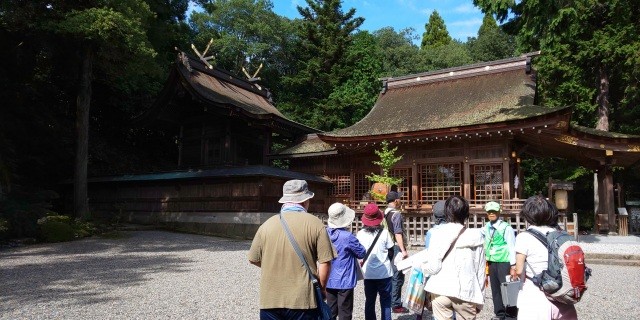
[339,199,526,215]
[314,204,578,246]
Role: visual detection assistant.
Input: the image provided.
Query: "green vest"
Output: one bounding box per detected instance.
[484,220,510,262]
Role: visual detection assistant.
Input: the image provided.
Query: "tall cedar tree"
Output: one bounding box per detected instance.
[421,10,451,49]
[474,0,640,133]
[0,0,187,219]
[467,13,516,62]
[280,0,364,130]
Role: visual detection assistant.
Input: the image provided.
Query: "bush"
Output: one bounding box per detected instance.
[0,189,59,239]
[72,219,97,238]
[36,214,99,242]
[38,216,75,243]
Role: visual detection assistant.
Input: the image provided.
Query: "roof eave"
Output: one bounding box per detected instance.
[318,107,572,144]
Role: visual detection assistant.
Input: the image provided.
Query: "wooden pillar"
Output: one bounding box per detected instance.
[262,129,271,165]
[603,166,615,233]
[502,157,510,200]
[200,122,206,165]
[464,159,471,199]
[463,142,471,199]
[412,161,418,206]
[178,125,184,168]
[350,169,355,202]
[596,166,615,233]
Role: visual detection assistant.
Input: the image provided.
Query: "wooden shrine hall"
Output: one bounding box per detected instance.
[80,52,333,238]
[276,53,640,235]
[78,51,640,240]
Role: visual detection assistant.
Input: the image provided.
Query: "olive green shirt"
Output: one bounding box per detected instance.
[248,212,337,309]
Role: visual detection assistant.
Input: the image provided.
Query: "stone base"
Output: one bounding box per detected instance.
[121,211,278,239]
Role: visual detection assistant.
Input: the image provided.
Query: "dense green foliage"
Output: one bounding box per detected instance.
[1,1,639,238]
[475,0,640,201]
[467,14,516,61]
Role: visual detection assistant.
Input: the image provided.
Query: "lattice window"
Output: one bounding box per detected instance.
[473,164,503,200]
[353,173,370,201]
[420,163,462,203]
[390,168,412,201]
[328,174,351,196]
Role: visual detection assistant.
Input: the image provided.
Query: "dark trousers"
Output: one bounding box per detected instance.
[488,261,518,319]
[326,288,354,320]
[391,245,405,308]
[364,277,392,320]
[260,308,320,320]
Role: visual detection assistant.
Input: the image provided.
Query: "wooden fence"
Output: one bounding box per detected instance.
[314,210,579,246]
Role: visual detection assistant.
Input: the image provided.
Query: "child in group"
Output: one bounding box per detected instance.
[326,203,367,320]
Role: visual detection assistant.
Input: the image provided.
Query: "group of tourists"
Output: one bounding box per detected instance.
[248,179,581,320]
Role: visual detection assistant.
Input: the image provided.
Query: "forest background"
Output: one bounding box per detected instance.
[1,0,639,238]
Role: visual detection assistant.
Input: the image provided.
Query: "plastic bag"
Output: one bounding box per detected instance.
[403,267,427,313]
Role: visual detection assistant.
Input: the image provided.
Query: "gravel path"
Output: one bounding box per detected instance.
[1,231,639,320]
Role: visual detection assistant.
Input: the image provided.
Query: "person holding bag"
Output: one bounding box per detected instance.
[422,195,486,320]
[326,203,367,320]
[357,203,395,320]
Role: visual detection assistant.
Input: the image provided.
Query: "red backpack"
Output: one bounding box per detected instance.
[526,229,592,304]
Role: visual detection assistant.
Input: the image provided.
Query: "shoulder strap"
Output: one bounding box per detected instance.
[361,229,383,265]
[526,229,550,250]
[443,226,467,261]
[280,213,318,286]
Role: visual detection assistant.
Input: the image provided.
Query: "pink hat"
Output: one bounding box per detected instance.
[362,203,383,226]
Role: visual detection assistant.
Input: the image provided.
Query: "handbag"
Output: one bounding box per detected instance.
[280,214,331,320]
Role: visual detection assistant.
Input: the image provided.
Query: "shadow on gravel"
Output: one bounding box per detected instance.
[0,231,252,310]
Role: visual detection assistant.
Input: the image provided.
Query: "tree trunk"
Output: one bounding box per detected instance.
[595,63,610,131]
[74,42,93,220]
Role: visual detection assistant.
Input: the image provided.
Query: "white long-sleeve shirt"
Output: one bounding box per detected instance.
[422,223,486,305]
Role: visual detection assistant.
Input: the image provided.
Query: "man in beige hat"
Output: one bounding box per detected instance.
[248,179,337,319]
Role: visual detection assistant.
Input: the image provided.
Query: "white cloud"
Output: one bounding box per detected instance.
[452,4,478,14]
[450,18,483,27]
[420,8,434,17]
[395,0,419,11]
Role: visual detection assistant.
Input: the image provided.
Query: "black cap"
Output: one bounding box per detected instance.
[385,191,404,203]
[433,200,446,218]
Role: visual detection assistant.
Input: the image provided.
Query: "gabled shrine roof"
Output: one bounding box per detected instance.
[320,54,562,141]
[176,53,284,117]
[136,52,318,136]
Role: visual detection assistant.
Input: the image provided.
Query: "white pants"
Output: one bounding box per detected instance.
[516,279,577,320]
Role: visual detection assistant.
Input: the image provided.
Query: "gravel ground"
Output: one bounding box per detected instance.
[1,231,639,320]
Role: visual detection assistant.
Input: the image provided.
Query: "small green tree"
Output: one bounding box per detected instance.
[366,141,403,199]
[421,10,452,49]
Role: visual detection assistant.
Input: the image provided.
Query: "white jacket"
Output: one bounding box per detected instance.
[422,223,486,306]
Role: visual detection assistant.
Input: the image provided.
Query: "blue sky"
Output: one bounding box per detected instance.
[271,0,485,41]
[187,1,486,42]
